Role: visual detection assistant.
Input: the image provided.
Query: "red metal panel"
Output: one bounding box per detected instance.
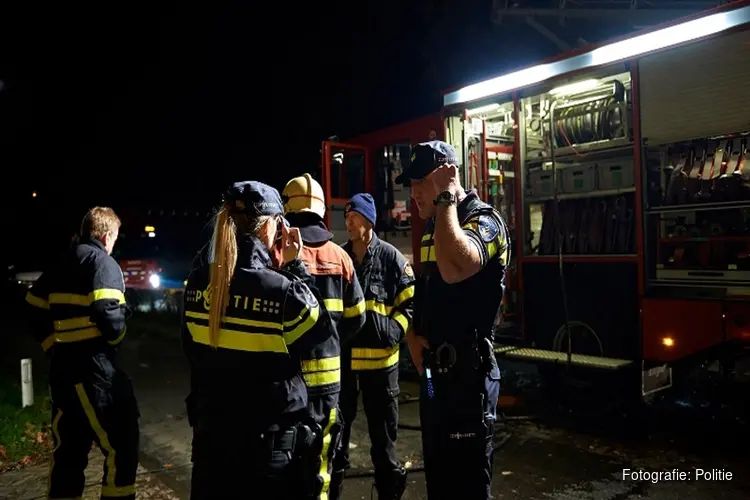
[726,302,750,343]
[346,114,443,149]
[642,298,723,362]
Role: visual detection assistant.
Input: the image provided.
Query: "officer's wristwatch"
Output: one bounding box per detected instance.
[433,191,457,206]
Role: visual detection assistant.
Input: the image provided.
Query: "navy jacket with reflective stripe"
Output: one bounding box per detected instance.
[343,234,416,371]
[182,235,338,434]
[25,238,130,383]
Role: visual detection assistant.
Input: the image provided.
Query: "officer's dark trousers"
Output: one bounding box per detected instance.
[191,442,310,499]
[337,364,400,484]
[419,367,501,500]
[48,371,140,500]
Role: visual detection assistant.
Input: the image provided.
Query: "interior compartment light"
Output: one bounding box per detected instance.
[466,103,501,115]
[443,4,750,106]
[548,79,599,96]
[661,337,675,347]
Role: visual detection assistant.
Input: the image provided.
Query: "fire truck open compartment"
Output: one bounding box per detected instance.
[323,114,444,266]
[439,1,750,401]
[445,98,521,335]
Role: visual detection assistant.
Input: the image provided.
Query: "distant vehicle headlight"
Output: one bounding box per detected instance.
[148,273,161,289]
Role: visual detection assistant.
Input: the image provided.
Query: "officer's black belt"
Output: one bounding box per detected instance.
[427,342,482,375]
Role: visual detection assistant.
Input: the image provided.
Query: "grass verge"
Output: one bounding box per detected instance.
[0,376,53,472]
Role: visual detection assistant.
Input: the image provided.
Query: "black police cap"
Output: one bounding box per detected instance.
[395,141,459,187]
[224,181,284,217]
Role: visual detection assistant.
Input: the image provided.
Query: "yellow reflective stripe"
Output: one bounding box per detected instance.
[283,304,320,345]
[49,293,91,306]
[75,384,117,491]
[393,285,414,308]
[318,407,338,500]
[185,310,282,330]
[487,240,498,260]
[48,290,125,307]
[350,346,400,371]
[302,356,340,372]
[303,369,341,387]
[323,298,343,312]
[41,328,102,351]
[92,288,125,303]
[343,300,365,318]
[101,484,137,497]
[351,347,397,359]
[187,323,287,353]
[26,291,49,309]
[462,220,479,232]
[421,233,433,242]
[420,246,436,263]
[302,356,340,387]
[391,310,409,334]
[54,316,94,331]
[108,326,127,346]
[365,300,392,316]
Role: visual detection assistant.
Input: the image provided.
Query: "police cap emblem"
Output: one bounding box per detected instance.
[477,215,500,243]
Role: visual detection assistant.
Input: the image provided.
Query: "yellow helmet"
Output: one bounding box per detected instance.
[282,174,326,218]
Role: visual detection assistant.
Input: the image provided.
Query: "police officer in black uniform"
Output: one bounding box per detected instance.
[337,193,416,500]
[182,181,339,499]
[397,141,509,500]
[26,207,140,500]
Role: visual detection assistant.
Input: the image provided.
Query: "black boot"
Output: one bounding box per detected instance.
[329,469,346,500]
[375,466,407,500]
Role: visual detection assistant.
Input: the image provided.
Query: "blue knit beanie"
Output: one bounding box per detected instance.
[346,193,377,227]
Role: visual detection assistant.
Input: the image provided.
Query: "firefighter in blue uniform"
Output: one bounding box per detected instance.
[26,207,140,500]
[337,193,416,500]
[281,173,367,499]
[182,181,339,500]
[397,141,509,500]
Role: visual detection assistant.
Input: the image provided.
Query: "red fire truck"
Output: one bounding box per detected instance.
[324,1,750,406]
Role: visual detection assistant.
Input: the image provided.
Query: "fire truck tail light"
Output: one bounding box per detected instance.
[662,337,675,347]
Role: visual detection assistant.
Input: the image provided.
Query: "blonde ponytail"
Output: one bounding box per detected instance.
[208,205,238,347]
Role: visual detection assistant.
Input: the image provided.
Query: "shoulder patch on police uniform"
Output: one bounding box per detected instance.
[404,262,414,278]
[302,285,319,308]
[477,215,501,243]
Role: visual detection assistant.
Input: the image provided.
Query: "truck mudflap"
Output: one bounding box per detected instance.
[641,361,672,397]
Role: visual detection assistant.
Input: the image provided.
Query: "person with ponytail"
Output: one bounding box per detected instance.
[181,181,339,500]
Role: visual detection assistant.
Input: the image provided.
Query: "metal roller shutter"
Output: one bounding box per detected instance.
[639,29,750,146]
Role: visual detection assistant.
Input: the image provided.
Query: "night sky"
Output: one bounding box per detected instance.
[0,0,695,268]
